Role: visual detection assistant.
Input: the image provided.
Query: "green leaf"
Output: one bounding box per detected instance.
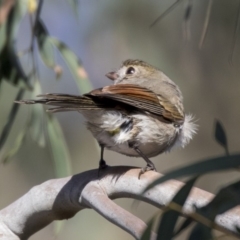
[0,22,6,53]
[143,154,240,193]
[188,224,213,240]
[47,114,72,177]
[156,177,198,240]
[35,19,55,68]
[199,180,240,220]
[50,37,92,94]
[214,120,229,155]
[140,216,156,240]
[1,128,27,164]
[0,1,32,89]
[174,217,193,236]
[30,81,45,147]
[7,0,28,44]
[0,89,25,155]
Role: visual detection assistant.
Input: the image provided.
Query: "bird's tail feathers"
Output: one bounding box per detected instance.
[15,93,105,113]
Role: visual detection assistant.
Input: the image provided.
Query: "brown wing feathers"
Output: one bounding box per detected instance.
[88,84,184,123]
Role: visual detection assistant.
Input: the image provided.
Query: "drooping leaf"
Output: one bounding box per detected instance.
[1,128,27,164]
[214,120,229,155]
[140,216,156,240]
[188,223,213,240]
[35,19,55,68]
[0,46,31,89]
[46,114,71,177]
[0,1,32,89]
[0,22,6,53]
[50,37,92,93]
[30,81,45,147]
[143,154,240,193]
[156,176,198,240]
[174,217,193,236]
[199,180,240,220]
[0,88,25,156]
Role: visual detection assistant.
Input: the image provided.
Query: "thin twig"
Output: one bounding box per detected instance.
[150,0,183,28]
[199,0,213,49]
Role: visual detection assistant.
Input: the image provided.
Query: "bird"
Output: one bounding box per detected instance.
[16,59,197,174]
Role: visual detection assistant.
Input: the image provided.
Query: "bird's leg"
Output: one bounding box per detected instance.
[129,142,157,176]
[98,144,108,176]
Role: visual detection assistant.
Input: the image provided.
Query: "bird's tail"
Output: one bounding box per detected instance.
[15,93,108,113]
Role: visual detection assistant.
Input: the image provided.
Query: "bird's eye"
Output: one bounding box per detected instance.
[126,67,135,75]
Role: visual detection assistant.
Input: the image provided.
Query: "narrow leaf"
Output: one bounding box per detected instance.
[140,216,156,240]
[30,81,45,147]
[35,19,55,68]
[199,180,240,220]
[47,114,71,177]
[1,128,27,163]
[150,0,183,28]
[0,88,25,155]
[143,154,240,193]
[0,0,32,89]
[0,22,6,53]
[199,0,213,48]
[156,176,198,240]
[174,217,193,236]
[214,120,229,155]
[50,37,92,93]
[188,223,213,240]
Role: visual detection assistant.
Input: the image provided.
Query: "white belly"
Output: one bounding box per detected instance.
[83,110,179,158]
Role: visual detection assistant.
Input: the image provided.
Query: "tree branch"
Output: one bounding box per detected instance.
[0,166,239,239]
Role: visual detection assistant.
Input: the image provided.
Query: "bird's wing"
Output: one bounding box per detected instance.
[87,84,184,123]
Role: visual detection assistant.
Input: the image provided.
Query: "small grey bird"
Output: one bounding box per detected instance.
[16,59,197,174]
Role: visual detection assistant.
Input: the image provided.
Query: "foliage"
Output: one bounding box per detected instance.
[0,0,92,178]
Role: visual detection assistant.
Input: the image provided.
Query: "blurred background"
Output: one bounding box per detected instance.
[0,0,240,239]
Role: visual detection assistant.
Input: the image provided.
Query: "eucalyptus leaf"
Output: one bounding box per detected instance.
[0,89,25,155]
[143,154,240,193]
[35,19,55,68]
[199,180,240,220]
[50,37,92,93]
[47,114,71,177]
[188,223,213,240]
[174,217,193,236]
[214,120,229,155]
[0,22,6,53]
[1,128,27,164]
[7,0,28,44]
[0,1,32,89]
[156,177,198,240]
[30,81,45,147]
[140,216,156,240]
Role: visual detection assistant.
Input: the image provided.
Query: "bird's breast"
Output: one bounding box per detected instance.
[84,110,179,157]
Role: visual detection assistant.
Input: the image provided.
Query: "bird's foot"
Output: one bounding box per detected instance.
[98,159,109,177]
[138,163,157,179]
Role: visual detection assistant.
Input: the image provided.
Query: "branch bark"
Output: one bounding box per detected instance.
[0,166,239,240]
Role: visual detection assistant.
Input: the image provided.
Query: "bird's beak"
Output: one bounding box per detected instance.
[105,71,119,81]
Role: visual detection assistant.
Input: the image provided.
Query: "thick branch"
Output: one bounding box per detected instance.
[0,166,239,240]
